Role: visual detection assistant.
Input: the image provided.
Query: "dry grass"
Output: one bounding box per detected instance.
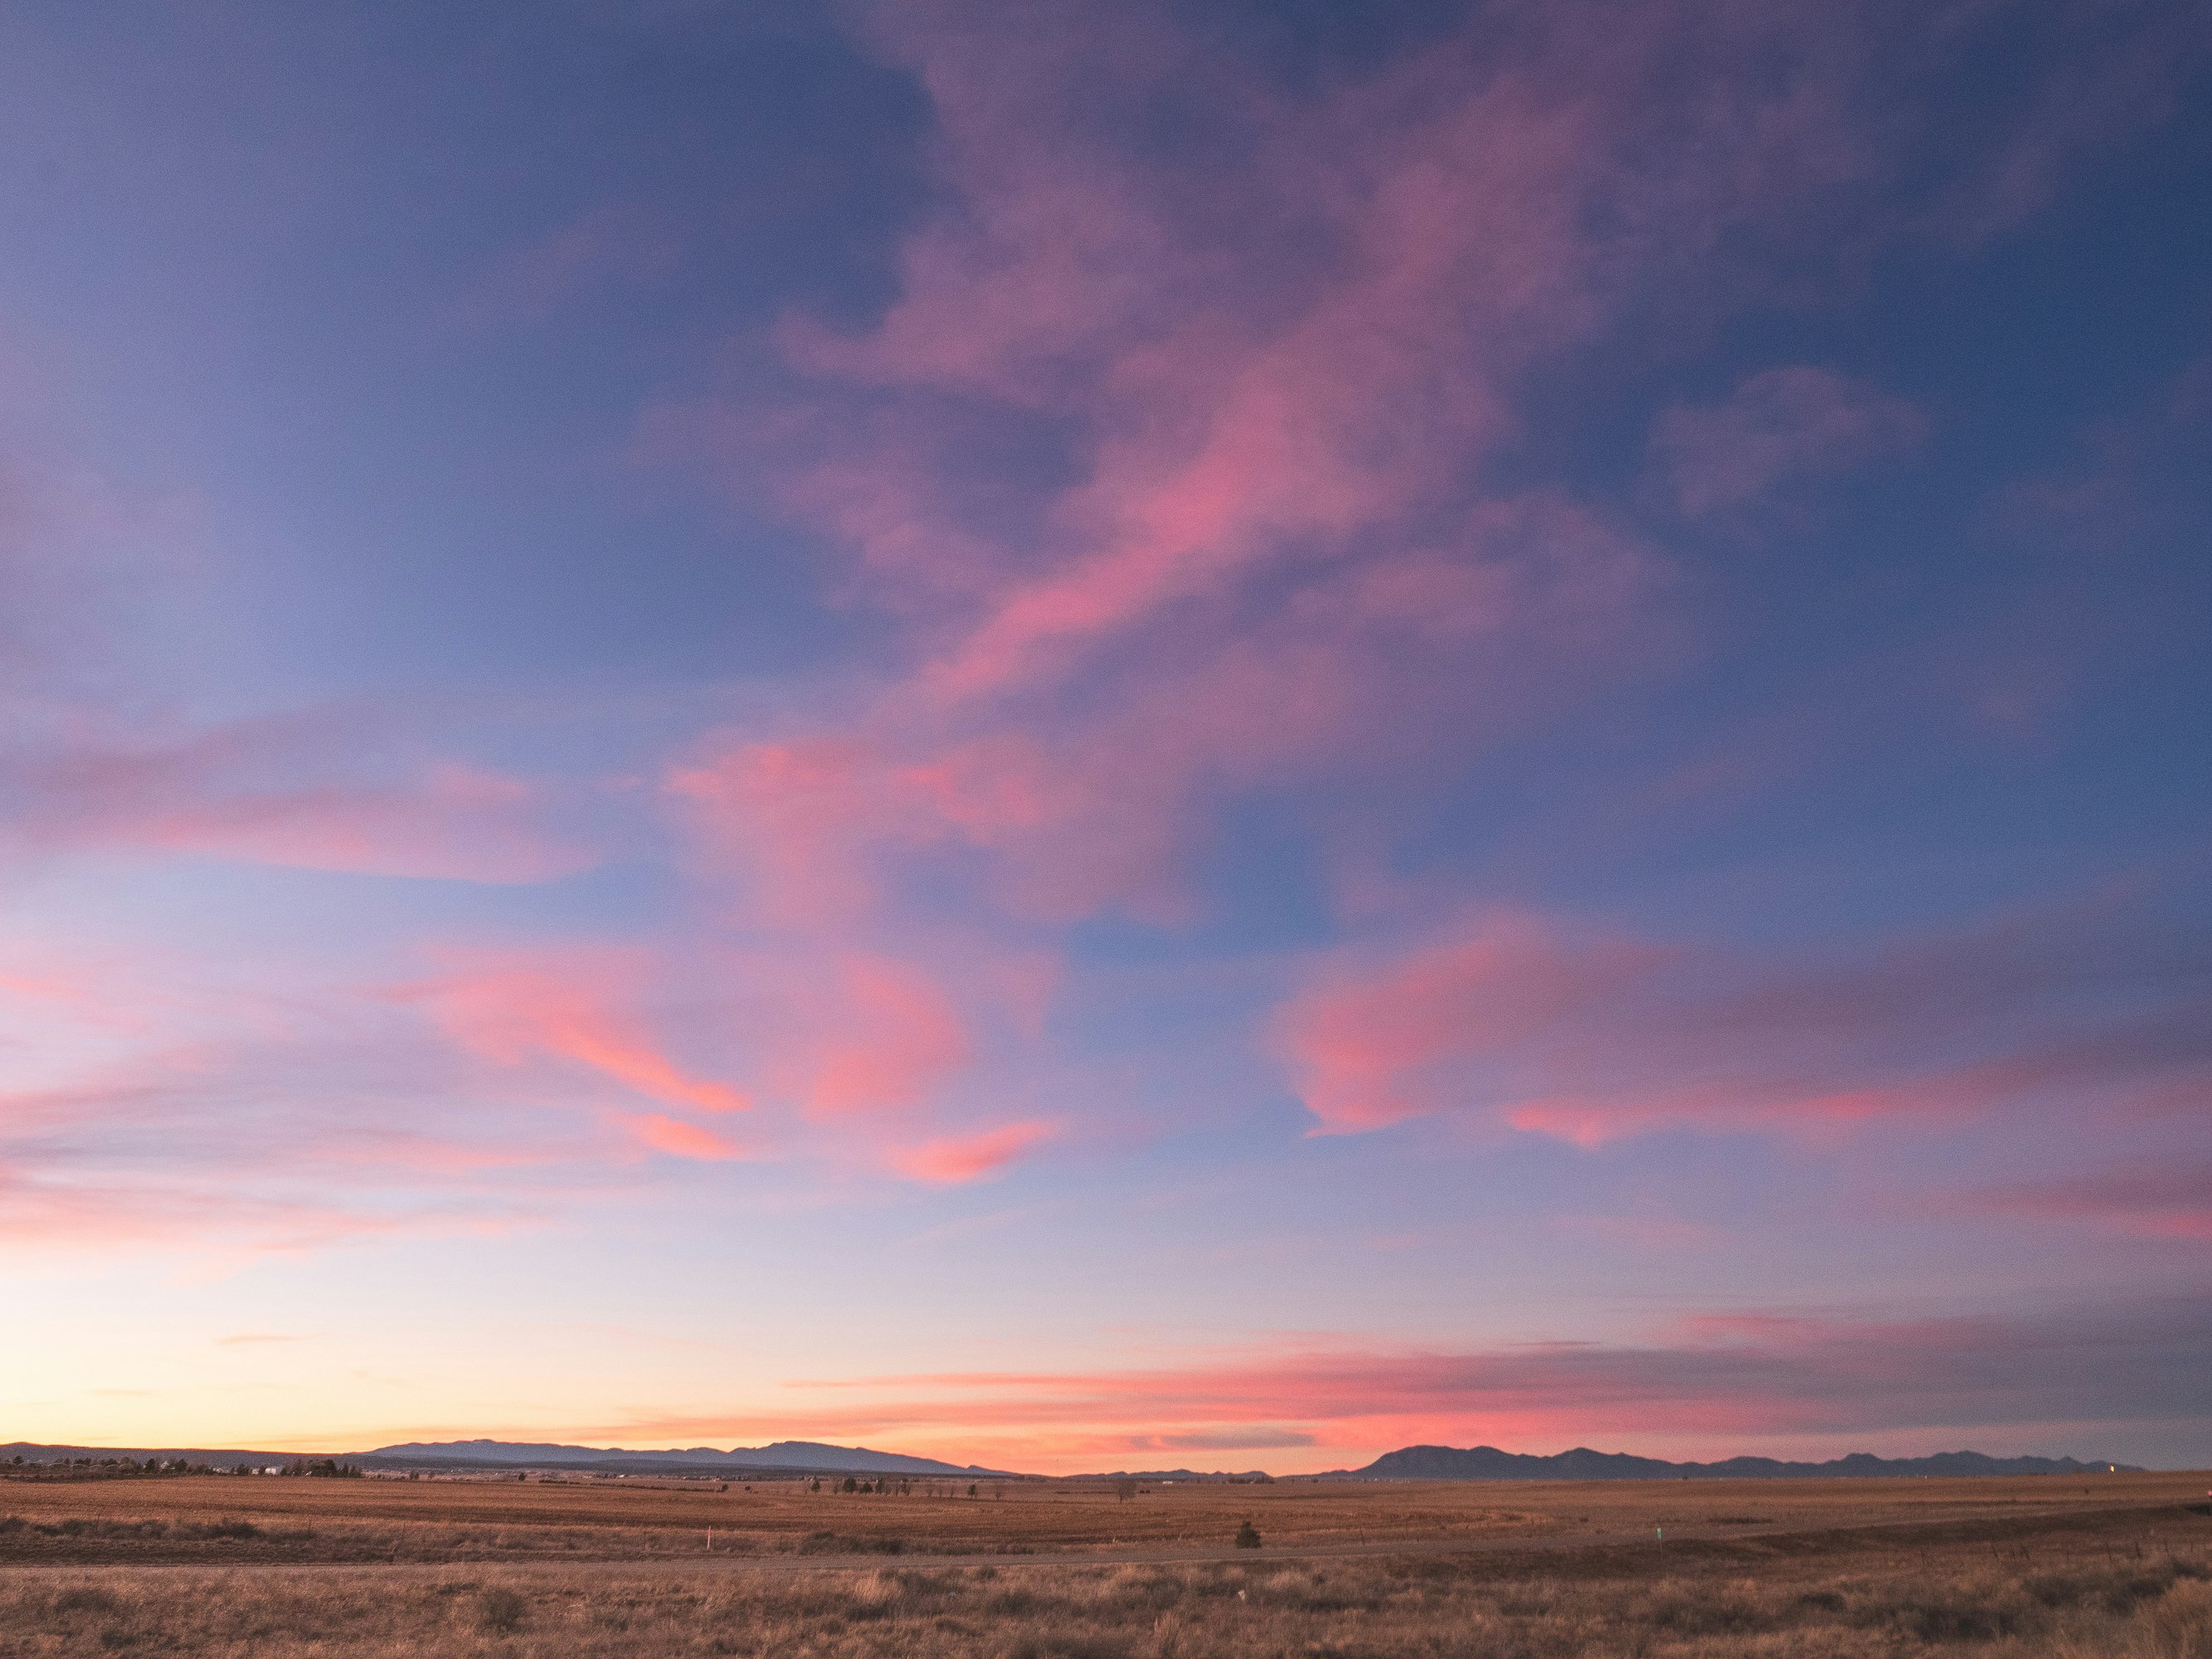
[2,1474,2208,1655]
[0,1470,2200,1559]
[0,1507,2208,1657]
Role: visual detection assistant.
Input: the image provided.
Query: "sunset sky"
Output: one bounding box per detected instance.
[2,0,2209,1475]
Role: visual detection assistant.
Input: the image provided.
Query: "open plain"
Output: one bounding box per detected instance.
[2,1468,2209,1562]
[2,1471,2209,1655]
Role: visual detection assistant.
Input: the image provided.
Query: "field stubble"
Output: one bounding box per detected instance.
[0,1472,2206,1656]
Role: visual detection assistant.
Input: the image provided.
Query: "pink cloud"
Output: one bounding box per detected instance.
[1500,1075,1985,1150]
[662,0,1920,923]
[0,399,593,894]
[1649,366,1926,518]
[799,8,1712,708]
[398,940,1037,1183]
[137,763,589,884]
[795,953,971,1117]
[623,1112,747,1163]
[1974,1162,2212,1243]
[654,0,2165,950]
[7,723,592,884]
[668,736,909,925]
[1271,896,2212,1146]
[891,1119,1054,1185]
[416,951,751,1116]
[1276,917,1663,1134]
[624,3,2212,1224]
[0,1165,417,1256]
[673,495,1663,926]
[564,1295,2207,1472]
[0,969,621,1258]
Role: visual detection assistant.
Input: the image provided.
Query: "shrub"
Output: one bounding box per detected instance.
[180,1518,260,1540]
[52,1586,123,1616]
[797,1530,907,1555]
[478,1587,527,1632]
[1887,1597,2022,1642]
[1234,1520,1261,1550]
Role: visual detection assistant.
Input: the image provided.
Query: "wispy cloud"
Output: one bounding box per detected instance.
[1648,367,1924,518]
[1972,1162,2212,1242]
[1273,892,2212,1146]
[552,1292,2210,1472]
[892,1120,1056,1185]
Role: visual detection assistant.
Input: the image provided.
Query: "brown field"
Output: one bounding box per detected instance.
[2,1470,2208,1654]
[3,1468,2203,1559]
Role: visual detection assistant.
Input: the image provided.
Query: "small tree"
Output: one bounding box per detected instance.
[1234,1520,1261,1550]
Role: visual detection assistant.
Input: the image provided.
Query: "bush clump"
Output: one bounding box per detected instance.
[796,1530,907,1555]
[477,1587,527,1633]
[179,1518,260,1540]
[51,1586,124,1616]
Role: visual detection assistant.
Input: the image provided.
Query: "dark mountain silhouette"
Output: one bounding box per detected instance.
[1330,1445,2141,1481]
[359,1438,1013,1477]
[1065,1470,1273,1482]
[6,1438,2145,1484]
[2,1443,299,1468]
[3,1438,1013,1478]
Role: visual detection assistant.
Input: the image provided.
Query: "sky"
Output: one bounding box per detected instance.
[0,0,2209,1476]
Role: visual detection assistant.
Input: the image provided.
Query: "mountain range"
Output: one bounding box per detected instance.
[1332,1446,2141,1481]
[2,1439,1009,1477]
[1065,1469,1274,1482]
[357,1439,1013,1477]
[4,1438,2142,1481]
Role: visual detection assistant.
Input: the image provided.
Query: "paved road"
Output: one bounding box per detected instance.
[0,1500,2184,1579]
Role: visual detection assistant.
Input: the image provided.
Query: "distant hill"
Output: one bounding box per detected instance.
[1330,1445,2142,1481]
[2,1443,300,1468]
[1063,1470,1273,1482]
[359,1438,1014,1477]
[4,1438,1014,1478]
[7,1438,2146,1485]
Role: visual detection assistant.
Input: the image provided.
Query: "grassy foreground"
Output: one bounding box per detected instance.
[1,1503,2208,1657]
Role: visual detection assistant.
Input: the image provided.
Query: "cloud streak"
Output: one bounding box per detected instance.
[2,721,592,885]
[1274,894,2212,1146]
[1650,367,1925,518]
[416,950,753,1117]
[1974,1163,2212,1242]
[578,1292,2210,1471]
[891,1120,1055,1185]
